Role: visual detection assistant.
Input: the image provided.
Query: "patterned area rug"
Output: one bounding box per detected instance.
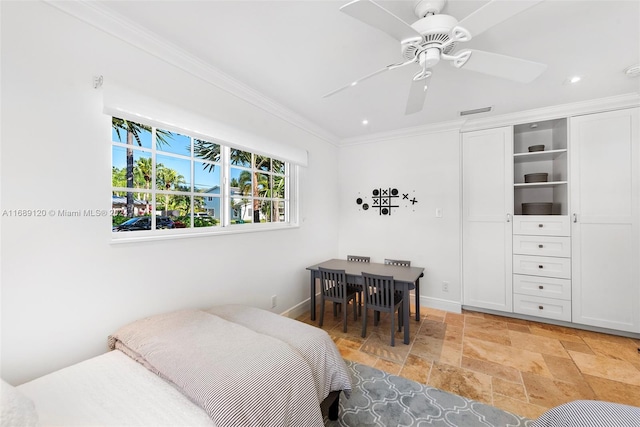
[326,360,533,427]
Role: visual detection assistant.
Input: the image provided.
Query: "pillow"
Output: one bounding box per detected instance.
[531,400,640,427]
[1,379,39,427]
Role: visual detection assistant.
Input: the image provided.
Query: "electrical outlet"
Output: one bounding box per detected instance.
[442,281,449,292]
[271,295,277,308]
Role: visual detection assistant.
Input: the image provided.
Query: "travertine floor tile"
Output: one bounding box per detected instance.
[584,374,640,407]
[569,350,640,386]
[509,330,569,358]
[428,362,493,405]
[463,337,553,377]
[521,372,596,408]
[298,306,639,420]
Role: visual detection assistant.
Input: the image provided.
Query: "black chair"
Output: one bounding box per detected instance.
[384,258,422,321]
[318,267,358,333]
[347,255,370,263]
[361,272,403,346]
[383,258,410,267]
[346,255,369,315]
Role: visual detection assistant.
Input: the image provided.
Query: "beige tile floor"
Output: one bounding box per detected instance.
[297,303,640,420]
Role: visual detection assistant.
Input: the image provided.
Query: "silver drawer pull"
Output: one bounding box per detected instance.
[538,244,544,248]
[538,285,544,290]
[538,265,544,269]
[538,224,544,228]
[538,305,544,310]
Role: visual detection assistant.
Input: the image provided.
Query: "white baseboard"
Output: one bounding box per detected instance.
[419,296,462,314]
[282,295,462,319]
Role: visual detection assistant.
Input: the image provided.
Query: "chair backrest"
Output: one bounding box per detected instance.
[319,267,348,299]
[362,272,397,309]
[384,258,411,267]
[347,255,370,263]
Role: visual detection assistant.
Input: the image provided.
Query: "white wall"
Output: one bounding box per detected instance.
[337,131,462,312]
[0,1,339,384]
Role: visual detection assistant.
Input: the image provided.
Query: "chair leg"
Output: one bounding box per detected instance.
[319,299,325,327]
[398,306,403,331]
[374,311,380,326]
[333,302,338,317]
[361,306,367,338]
[390,310,395,347]
[414,281,420,321]
[352,298,357,321]
[342,299,348,333]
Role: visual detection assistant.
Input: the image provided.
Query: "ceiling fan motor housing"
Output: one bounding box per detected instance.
[402,14,458,61]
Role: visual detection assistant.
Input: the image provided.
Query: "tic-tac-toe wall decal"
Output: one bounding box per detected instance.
[356,187,418,215]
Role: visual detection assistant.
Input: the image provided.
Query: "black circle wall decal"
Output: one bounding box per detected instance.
[381,208,389,215]
[373,189,379,196]
[391,188,398,196]
[356,198,363,205]
[363,204,369,210]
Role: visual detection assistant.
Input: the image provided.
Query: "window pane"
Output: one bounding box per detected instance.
[194,139,220,162]
[274,200,285,222]
[254,155,271,171]
[111,191,152,230]
[156,154,191,191]
[230,148,251,167]
[112,117,152,149]
[230,197,251,224]
[255,172,270,197]
[273,175,285,199]
[157,130,189,156]
[194,161,220,193]
[112,146,153,190]
[230,167,252,196]
[157,194,189,229]
[272,159,285,174]
[194,195,219,228]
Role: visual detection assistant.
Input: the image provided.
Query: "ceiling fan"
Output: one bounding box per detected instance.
[323,0,548,114]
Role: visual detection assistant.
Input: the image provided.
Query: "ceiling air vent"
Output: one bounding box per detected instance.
[459,106,492,116]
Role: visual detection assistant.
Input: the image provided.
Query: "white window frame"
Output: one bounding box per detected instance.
[111,117,299,243]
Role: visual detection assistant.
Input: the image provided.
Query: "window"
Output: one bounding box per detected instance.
[111,117,294,238]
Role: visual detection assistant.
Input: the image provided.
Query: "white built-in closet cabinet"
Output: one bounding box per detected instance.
[462,106,639,335]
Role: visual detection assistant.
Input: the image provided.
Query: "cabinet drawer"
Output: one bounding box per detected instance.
[513,235,571,257]
[513,215,570,236]
[513,294,572,322]
[513,255,571,279]
[513,274,571,300]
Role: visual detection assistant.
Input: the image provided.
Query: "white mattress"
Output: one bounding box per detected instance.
[17,350,215,427]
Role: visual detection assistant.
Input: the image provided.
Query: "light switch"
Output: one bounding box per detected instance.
[435,208,443,218]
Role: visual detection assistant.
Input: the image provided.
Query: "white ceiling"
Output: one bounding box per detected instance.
[93,0,640,142]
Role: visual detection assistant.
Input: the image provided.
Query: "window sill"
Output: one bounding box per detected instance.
[110,222,300,244]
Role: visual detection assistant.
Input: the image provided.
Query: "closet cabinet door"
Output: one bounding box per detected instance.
[462,127,514,312]
[571,107,639,333]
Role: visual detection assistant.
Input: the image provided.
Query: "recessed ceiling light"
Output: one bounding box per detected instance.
[362,119,369,125]
[563,75,585,85]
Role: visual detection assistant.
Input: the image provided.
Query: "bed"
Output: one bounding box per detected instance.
[5,305,352,427]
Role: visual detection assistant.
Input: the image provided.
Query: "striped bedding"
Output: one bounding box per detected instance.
[531,400,640,427]
[108,309,335,427]
[207,304,352,401]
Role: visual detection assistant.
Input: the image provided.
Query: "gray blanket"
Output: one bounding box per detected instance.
[108,309,325,427]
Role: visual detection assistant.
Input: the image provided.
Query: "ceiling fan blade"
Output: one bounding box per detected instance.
[457,0,544,39]
[322,66,390,98]
[340,0,422,43]
[456,49,547,83]
[405,74,431,115]
[323,58,417,98]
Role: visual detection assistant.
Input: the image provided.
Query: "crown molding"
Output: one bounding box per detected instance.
[460,93,640,133]
[43,0,341,147]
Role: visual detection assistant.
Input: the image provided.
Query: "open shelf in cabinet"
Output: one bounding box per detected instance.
[513,118,568,215]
